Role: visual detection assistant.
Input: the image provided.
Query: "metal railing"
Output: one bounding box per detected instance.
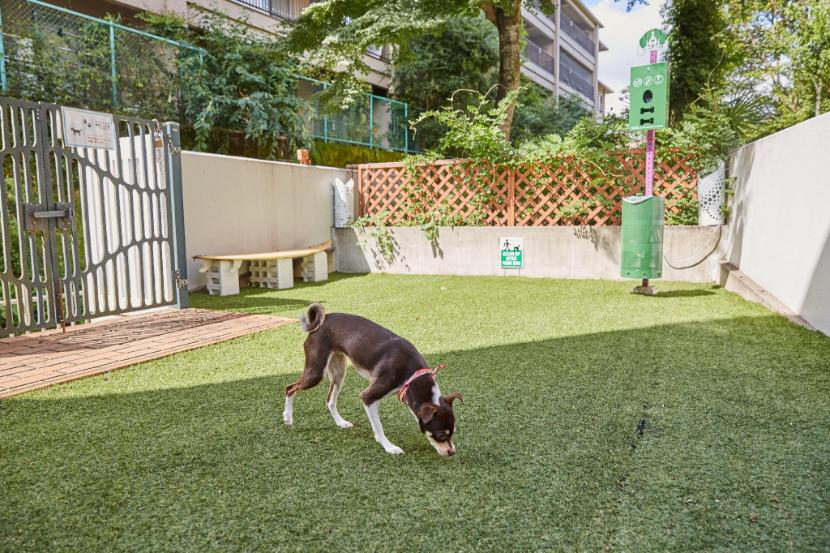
[297,76,416,153]
[560,12,595,56]
[524,40,555,75]
[559,51,594,100]
[366,44,390,62]
[0,0,202,115]
[230,0,305,20]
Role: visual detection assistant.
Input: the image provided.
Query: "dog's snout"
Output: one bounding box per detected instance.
[427,434,457,457]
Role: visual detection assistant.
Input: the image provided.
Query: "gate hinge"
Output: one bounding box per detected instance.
[175,270,188,289]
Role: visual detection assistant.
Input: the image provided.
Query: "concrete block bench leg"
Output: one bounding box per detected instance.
[248,259,294,290]
[302,251,328,283]
[276,258,294,289]
[199,259,242,296]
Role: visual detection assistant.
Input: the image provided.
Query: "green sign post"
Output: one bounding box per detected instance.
[622,28,670,296]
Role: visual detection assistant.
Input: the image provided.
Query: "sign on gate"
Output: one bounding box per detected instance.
[60,107,117,150]
[500,237,524,269]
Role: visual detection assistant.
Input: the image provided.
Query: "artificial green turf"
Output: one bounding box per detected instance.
[1,274,828,552]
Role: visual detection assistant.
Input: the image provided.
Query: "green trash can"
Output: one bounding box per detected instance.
[620,195,664,279]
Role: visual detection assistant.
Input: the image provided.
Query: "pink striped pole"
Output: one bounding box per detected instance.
[640,47,658,290]
[644,48,657,196]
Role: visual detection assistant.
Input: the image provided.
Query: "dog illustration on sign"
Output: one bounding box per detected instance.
[69,118,93,137]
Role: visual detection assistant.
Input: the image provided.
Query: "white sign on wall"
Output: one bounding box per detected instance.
[61,107,116,150]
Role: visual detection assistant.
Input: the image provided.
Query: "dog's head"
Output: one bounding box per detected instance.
[417,392,463,457]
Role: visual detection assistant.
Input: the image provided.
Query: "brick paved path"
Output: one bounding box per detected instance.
[0,308,293,398]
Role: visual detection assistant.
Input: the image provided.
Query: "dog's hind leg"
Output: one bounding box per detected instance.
[326,353,353,429]
[283,343,328,426]
[361,380,404,455]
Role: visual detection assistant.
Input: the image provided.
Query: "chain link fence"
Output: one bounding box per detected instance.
[0,0,201,119]
[0,0,420,154]
[297,76,417,153]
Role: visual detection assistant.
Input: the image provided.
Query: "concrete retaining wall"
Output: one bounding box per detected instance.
[181,151,351,290]
[724,113,830,335]
[334,226,723,283]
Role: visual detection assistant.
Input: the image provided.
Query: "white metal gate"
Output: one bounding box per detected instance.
[0,97,188,337]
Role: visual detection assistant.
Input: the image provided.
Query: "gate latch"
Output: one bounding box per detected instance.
[174,270,189,289]
[24,203,74,233]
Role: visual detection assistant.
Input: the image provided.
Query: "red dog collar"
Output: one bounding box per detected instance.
[398,364,446,403]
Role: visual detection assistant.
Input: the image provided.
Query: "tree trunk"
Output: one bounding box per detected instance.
[483,1,523,141]
[816,79,822,117]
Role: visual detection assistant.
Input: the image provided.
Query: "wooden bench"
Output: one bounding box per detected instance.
[194,240,332,296]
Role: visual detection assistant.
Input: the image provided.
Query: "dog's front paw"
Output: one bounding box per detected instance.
[283,412,293,426]
[384,444,404,455]
[336,420,354,429]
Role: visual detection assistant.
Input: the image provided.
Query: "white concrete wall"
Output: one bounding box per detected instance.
[725,113,830,335]
[335,226,723,283]
[181,151,351,289]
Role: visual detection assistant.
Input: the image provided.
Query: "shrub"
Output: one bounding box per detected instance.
[310,141,404,167]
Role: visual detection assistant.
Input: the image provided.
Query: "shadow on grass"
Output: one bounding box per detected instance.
[190,291,313,314]
[1,315,828,552]
[189,273,368,314]
[652,289,718,298]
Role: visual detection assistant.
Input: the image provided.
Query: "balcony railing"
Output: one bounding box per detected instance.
[560,52,595,100]
[560,12,595,56]
[528,0,555,25]
[231,0,305,20]
[524,40,555,75]
[366,45,390,62]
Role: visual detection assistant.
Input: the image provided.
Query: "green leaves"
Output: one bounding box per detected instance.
[665,0,729,125]
[310,141,403,167]
[286,1,526,134]
[510,85,588,144]
[666,0,829,142]
[392,16,499,112]
[411,88,521,162]
[287,0,457,107]
[143,12,309,159]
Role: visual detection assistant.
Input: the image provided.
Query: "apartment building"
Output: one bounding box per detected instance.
[523,0,610,115]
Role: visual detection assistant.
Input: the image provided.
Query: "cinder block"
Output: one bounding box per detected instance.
[216,260,241,296]
[276,258,294,289]
[243,258,295,290]
[302,251,328,282]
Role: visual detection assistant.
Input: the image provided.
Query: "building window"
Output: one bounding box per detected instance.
[559,50,594,100]
[560,11,595,55]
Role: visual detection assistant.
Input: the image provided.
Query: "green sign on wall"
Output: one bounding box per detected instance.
[629,62,669,131]
[500,237,523,269]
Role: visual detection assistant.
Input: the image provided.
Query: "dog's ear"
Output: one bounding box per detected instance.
[418,403,438,423]
[443,392,464,407]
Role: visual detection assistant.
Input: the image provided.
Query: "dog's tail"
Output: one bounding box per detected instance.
[299,303,326,333]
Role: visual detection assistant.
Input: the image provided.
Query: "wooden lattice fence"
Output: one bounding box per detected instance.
[356,150,698,226]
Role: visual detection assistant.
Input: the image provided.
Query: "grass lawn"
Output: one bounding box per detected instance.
[1,274,829,552]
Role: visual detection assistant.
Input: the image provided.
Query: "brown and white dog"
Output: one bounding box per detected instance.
[283,304,463,457]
